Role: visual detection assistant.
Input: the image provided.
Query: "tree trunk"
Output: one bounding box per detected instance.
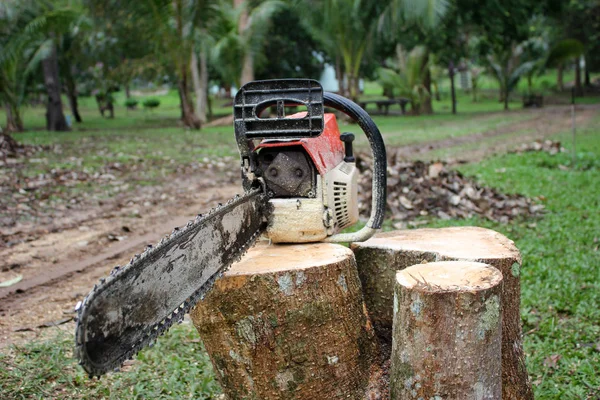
[241,52,254,87]
[42,43,69,131]
[575,58,583,96]
[178,67,201,129]
[4,104,24,133]
[65,68,82,123]
[527,74,533,95]
[335,55,346,96]
[557,64,564,91]
[504,83,510,110]
[391,261,503,399]
[421,51,433,115]
[190,49,208,123]
[125,84,131,99]
[449,61,457,115]
[351,227,534,400]
[584,55,591,87]
[191,242,378,399]
[236,0,254,86]
[95,95,105,117]
[348,74,359,102]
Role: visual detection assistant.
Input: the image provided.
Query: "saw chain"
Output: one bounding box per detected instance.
[74,188,268,377]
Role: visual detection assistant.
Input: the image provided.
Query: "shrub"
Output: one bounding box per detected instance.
[143,98,160,110]
[125,98,139,110]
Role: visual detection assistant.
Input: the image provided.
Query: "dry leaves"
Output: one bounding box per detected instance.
[511,139,565,155]
[356,150,545,224]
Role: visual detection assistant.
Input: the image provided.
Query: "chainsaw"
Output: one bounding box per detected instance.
[74,79,387,377]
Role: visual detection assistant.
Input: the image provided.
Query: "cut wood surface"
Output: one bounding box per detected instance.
[392,261,503,399]
[191,241,378,400]
[351,227,533,400]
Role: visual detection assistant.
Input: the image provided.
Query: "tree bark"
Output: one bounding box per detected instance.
[335,55,346,96]
[4,104,24,133]
[449,61,457,115]
[125,84,131,99]
[65,68,82,123]
[421,51,433,115]
[178,66,201,129]
[351,227,534,400]
[42,43,69,131]
[190,49,208,123]
[504,83,510,110]
[191,242,378,400]
[236,0,254,86]
[391,261,503,399]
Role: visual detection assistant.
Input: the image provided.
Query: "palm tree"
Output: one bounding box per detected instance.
[211,0,284,89]
[484,43,536,110]
[546,38,585,92]
[377,45,430,115]
[1,0,76,132]
[298,0,384,101]
[378,0,449,113]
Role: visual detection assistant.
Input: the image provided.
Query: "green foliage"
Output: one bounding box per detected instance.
[210,0,284,87]
[124,98,139,109]
[377,45,430,114]
[546,39,585,67]
[255,7,324,80]
[142,98,160,109]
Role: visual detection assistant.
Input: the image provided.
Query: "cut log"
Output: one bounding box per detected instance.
[391,261,503,399]
[351,227,533,400]
[190,242,378,400]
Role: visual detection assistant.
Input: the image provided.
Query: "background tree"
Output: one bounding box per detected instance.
[377,45,430,115]
[379,0,451,114]
[211,0,283,89]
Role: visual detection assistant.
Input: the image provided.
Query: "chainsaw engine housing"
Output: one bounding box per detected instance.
[234,79,386,244]
[254,113,358,243]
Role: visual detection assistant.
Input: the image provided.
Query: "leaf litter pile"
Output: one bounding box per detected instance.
[357,147,547,227]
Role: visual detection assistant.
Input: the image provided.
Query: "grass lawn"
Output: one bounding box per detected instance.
[428,124,600,399]
[1,109,598,398]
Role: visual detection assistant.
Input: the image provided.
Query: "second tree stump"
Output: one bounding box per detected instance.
[391,261,503,399]
[351,227,533,400]
[190,242,378,399]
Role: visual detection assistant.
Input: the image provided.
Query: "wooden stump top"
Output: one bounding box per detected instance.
[396,261,503,292]
[224,241,354,276]
[354,226,520,262]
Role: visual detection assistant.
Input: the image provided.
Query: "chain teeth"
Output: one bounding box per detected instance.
[74,189,267,377]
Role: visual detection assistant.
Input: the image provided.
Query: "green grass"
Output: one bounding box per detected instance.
[1,121,598,398]
[424,123,600,398]
[0,323,221,399]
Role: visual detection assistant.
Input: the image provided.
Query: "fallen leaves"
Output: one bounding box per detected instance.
[543,354,561,369]
[511,140,565,155]
[357,150,545,224]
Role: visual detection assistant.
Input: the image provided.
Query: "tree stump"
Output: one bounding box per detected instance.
[391,261,503,399]
[351,227,533,400]
[190,242,378,400]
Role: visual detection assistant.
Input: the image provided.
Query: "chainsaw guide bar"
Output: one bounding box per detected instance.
[74,189,269,377]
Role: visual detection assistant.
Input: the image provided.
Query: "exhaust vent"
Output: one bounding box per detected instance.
[333,181,351,228]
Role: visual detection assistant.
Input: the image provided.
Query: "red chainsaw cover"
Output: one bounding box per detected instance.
[255,113,344,176]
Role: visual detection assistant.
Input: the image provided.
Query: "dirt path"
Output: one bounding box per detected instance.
[0,177,240,348]
[0,104,597,349]
[396,104,598,161]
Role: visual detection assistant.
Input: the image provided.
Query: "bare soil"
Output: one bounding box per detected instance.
[0,104,597,349]
[401,104,597,161]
